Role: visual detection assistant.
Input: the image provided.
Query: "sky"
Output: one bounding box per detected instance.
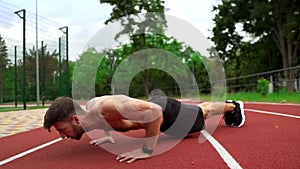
[0,0,221,61]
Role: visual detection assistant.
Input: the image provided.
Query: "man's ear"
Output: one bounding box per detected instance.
[71,115,80,125]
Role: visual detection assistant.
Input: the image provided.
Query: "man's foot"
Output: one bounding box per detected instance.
[223,100,245,127]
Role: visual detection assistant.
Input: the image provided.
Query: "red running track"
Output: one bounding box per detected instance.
[0,102,299,169]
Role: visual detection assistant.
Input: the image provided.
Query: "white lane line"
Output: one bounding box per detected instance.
[200,130,242,169]
[246,102,300,106]
[0,138,62,166]
[245,109,300,119]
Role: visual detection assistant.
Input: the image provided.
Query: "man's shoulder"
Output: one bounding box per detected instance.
[87,95,136,107]
[86,96,107,109]
[86,95,121,107]
[88,95,113,102]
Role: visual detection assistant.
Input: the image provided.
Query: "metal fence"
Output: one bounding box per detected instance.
[0,0,68,108]
[225,66,300,93]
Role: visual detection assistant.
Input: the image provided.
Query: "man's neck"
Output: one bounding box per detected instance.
[80,113,106,131]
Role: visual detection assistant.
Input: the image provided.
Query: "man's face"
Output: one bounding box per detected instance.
[53,120,84,140]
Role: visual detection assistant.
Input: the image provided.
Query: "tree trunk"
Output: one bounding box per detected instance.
[0,77,2,103]
[132,33,149,96]
[142,70,149,97]
[272,1,296,92]
[276,35,296,92]
[285,39,296,92]
[235,56,241,92]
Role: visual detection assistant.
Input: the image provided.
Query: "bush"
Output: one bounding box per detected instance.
[257,78,269,96]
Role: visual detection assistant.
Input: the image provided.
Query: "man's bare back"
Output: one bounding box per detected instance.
[85,95,163,132]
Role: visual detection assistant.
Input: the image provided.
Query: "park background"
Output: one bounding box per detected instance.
[0,0,299,110]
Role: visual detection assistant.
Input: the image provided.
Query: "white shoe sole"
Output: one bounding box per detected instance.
[235,101,245,127]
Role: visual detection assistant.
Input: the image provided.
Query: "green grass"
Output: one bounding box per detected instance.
[199,92,300,104]
[1,92,299,112]
[0,106,48,113]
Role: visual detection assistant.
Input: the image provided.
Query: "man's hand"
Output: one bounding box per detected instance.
[89,136,115,145]
[116,149,151,163]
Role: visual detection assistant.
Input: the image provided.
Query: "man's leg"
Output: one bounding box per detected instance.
[197,102,235,119]
[197,100,245,127]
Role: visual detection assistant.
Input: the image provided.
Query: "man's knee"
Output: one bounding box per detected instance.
[197,103,210,119]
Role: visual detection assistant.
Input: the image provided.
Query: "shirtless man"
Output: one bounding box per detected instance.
[43,95,245,163]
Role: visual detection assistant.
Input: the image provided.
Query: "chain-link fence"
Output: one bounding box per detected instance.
[0,0,69,107]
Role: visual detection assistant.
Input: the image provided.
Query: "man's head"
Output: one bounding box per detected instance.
[43,97,86,140]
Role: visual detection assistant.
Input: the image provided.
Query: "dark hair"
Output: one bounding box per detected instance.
[43,97,85,132]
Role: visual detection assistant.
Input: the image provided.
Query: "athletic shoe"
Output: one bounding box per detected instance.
[223,100,245,127]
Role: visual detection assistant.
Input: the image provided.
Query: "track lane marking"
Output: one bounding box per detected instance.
[200,130,242,169]
[245,109,300,119]
[0,138,62,166]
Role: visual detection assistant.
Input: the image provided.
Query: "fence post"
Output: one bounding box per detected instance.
[58,37,62,96]
[14,46,17,107]
[14,9,26,110]
[41,41,45,106]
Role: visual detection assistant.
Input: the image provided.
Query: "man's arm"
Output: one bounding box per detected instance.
[120,96,163,149]
[87,97,116,145]
[89,128,115,145]
[101,95,163,163]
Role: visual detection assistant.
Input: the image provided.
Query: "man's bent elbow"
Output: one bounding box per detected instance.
[147,104,163,123]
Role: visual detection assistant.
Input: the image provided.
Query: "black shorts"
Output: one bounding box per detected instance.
[150,97,205,137]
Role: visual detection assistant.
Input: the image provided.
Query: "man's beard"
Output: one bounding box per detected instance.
[72,124,84,140]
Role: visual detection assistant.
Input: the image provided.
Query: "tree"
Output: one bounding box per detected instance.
[73,48,102,100]
[100,0,166,40]
[212,0,300,92]
[0,34,8,103]
[106,34,207,97]
[98,0,210,97]
[2,66,15,102]
[99,0,166,96]
[25,45,59,100]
